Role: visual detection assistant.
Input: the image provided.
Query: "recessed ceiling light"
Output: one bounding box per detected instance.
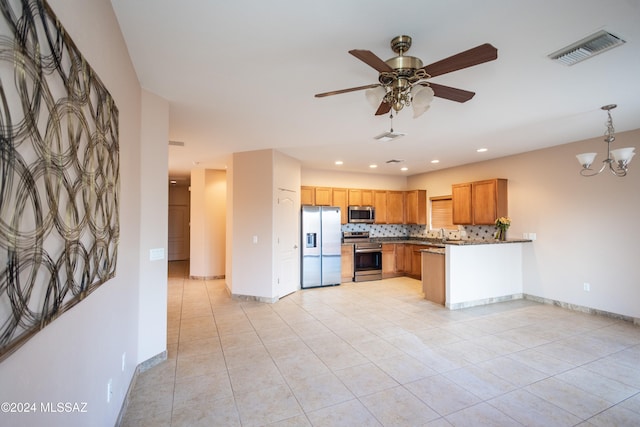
[431,159,440,164]
[400,167,408,171]
[369,164,378,169]
[335,160,343,165]
[477,148,488,153]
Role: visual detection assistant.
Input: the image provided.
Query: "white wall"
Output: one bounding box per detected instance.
[0,1,165,426]
[230,150,275,299]
[190,169,226,278]
[227,150,301,301]
[206,170,227,276]
[138,90,169,363]
[408,129,640,319]
[302,168,408,190]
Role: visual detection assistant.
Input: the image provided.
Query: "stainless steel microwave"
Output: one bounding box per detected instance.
[348,205,375,223]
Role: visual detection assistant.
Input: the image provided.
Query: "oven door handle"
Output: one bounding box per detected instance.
[355,248,382,253]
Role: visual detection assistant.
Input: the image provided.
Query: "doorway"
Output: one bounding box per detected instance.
[168,184,190,261]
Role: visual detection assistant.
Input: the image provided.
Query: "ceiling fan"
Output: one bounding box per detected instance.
[315,35,498,118]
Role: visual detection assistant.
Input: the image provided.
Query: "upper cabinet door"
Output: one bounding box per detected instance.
[405,190,427,225]
[331,188,348,224]
[301,186,315,205]
[452,183,472,224]
[314,187,332,206]
[373,191,387,224]
[472,179,508,225]
[452,179,508,225]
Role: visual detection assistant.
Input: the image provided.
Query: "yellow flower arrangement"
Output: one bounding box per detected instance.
[495,217,511,240]
[495,217,511,228]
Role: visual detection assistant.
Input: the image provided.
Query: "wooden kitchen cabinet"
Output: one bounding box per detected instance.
[473,179,508,225]
[409,245,422,280]
[382,243,399,278]
[373,191,388,223]
[452,183,472,224]
[386,191,405,224]
[452,179,508,225]
[314,187,332,206]
[422,252,445,305]
[332,188,349,223]
[300,186,427,225]
[341,244,354,282]
[405,190,427,225]
[349,189,373,206]
[301,186,314,205]
[395,244,405,273]
[396,243,413,275]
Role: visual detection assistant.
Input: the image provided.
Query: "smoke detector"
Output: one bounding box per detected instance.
[373,131,405,142]
[548,30,625,66]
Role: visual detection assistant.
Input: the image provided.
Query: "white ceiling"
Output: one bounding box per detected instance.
[110,0,640,180]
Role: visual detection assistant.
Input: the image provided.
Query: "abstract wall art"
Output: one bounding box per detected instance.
[0,0,119,361]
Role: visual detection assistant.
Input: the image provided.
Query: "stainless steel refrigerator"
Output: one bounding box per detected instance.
[301,206,342,288]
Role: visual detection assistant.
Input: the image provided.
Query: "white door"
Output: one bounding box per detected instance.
[275,188,299,298]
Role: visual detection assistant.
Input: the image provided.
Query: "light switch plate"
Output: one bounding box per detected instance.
[149,248,165,261]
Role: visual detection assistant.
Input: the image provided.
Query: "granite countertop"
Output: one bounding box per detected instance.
[371,236,532,246]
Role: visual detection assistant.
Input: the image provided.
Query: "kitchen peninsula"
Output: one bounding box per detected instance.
[419,238,531,309]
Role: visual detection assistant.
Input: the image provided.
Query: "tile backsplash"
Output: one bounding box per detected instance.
[341,223,499,240]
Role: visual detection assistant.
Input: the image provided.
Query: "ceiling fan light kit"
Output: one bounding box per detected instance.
[315,35,498,118]
[576,104,635,177]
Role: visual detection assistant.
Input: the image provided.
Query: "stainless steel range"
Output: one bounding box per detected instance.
[343,231,382,282]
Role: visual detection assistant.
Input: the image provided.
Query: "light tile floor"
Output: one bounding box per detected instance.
[121,261,640,426]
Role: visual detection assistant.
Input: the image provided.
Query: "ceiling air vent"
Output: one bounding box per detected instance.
[373,131,405,142]
[548,30,625,66]
[386,159,404,164]
[168,140,185,147]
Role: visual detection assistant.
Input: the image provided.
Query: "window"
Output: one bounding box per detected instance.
[430,196,457,230]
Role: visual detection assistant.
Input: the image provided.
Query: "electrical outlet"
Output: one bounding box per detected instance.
[107,378,113,403]
[121,352,126,372]
[583,282,590,292]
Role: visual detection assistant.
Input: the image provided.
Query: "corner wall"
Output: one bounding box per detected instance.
[229,150,274,299]
[190,169,227,278]
[138,90,169,364]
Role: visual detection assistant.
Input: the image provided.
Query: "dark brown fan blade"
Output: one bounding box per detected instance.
[375,101,391,116]
[349,49,394,73]
[315,83,380,98]
[429,83,476,103]
[422,43,497,78]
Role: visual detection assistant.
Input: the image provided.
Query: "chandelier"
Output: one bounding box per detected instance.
[576,104,635,177]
